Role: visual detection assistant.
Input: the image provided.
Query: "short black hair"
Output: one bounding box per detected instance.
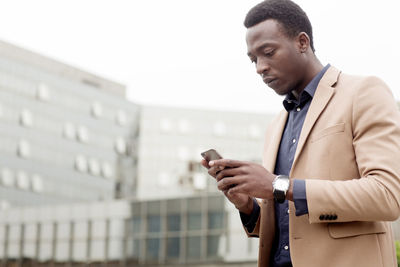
[244,0,315,52]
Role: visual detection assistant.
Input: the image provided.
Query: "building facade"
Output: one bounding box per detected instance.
[0,40,140,208]
[136,105,274,200]
[0,195,258,266]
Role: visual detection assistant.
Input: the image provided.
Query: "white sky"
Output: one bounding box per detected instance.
[0,0,399,113]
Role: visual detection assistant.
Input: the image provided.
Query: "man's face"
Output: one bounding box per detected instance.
[246,19,306,96]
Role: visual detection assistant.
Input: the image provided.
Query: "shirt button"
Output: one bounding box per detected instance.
[296,107,301,112]
[287,209,290,214]
[284,245,289,250]
[292,139,296,144]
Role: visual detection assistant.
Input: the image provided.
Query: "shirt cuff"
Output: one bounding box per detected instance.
[239,198,260,233]
[293,179,309,216]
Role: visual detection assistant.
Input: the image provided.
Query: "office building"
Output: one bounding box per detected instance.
[136,105,273,200]
[0,40,140,208]
[0,194,258,266]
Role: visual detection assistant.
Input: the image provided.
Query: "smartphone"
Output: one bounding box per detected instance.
[201,149,223,162]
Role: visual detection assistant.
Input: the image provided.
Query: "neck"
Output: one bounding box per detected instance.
[293,57,324,98]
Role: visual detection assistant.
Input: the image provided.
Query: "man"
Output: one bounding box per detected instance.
[201,0,400,266]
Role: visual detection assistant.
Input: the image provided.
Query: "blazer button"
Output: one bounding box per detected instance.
[332,215,338,220]
[328,215,334,220]
[319,215,325,220]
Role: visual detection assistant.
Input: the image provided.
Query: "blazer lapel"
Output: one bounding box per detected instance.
[263,110,288,172]
[291,66,341,171]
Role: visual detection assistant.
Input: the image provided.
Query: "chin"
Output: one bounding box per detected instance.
[272,87,290,96]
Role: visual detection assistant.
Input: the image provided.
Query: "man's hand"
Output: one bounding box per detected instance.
[210,159,276,200]
[201,159,254,215]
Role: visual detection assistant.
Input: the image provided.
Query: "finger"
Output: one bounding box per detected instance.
[217,176,244,191]
[227,183,248,195]
[209,159,246,168]
[216,167,242,181]
[208,166,224,178]
[201,159,210,169]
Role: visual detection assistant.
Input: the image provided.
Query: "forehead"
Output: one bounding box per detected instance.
[246,19,289,53]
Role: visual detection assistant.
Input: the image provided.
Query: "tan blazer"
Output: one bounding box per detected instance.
[246,66,400,267]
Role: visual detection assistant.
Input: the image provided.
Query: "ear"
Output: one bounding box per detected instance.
[296,32,310,53]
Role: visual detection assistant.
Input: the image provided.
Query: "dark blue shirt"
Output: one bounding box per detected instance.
[241,64,330,267]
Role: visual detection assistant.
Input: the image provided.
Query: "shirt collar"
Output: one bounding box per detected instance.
[283,64,330,111]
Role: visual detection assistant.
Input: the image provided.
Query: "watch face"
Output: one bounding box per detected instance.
[274,177,290,191]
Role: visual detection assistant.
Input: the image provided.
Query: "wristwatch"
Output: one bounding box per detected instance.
[272,175,290,203]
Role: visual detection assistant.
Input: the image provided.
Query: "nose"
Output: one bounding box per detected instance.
[256,58,270,76]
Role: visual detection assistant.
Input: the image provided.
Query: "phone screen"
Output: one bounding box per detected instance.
[201,149,222,162]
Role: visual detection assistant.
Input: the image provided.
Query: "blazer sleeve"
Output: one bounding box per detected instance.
[306,76,400,223]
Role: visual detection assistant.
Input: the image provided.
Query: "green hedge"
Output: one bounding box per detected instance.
[396,240,400,267]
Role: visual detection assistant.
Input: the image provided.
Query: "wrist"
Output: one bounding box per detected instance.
[286,179,294,201]
[237,197,254,215]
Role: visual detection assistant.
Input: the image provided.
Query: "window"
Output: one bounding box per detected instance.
[132,216,141,233]
[31,174,44,192]
[187,213,202,231]
[63,122,76,140]
[147,215,161,233]
[36,83,50,101]
[208,211,224,230]
[1,168,14,187]
[17,140,31,158]
[146,238,160,260]
[91,102,103,118]
[114,137,127,155]
[207,235,221,257]
[133,239,141,259]
[186,236,201,259]
[166,237,180,259]
[167,214,181,232]
[77,126,89,143]
[75,155,88,173]
[101,162,114,179]
[88,158,100,176]
[116,110,127,126]
[20,109,33,127]
[16,171,30,190]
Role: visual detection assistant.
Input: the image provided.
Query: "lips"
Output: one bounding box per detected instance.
[263,77,277,86]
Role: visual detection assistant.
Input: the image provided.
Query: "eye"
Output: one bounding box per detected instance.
[264,50,275,57]
[250,57,257,64]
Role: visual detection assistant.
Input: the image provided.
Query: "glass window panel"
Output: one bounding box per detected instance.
[132,203,141,215]
[147,215,161,233]
[147,201,160,214]
[187,213,202,231]
[166,237,180,259]
[133,216,141,233]
[207,235,220,257]
[146,238,160,260]
[167,214,180,232]
[167,199,181,213]
[133,239,141,259]
[208,196,224,210]
[186,236,201,259]
[208,211,224,230]
[187,198,202,211]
